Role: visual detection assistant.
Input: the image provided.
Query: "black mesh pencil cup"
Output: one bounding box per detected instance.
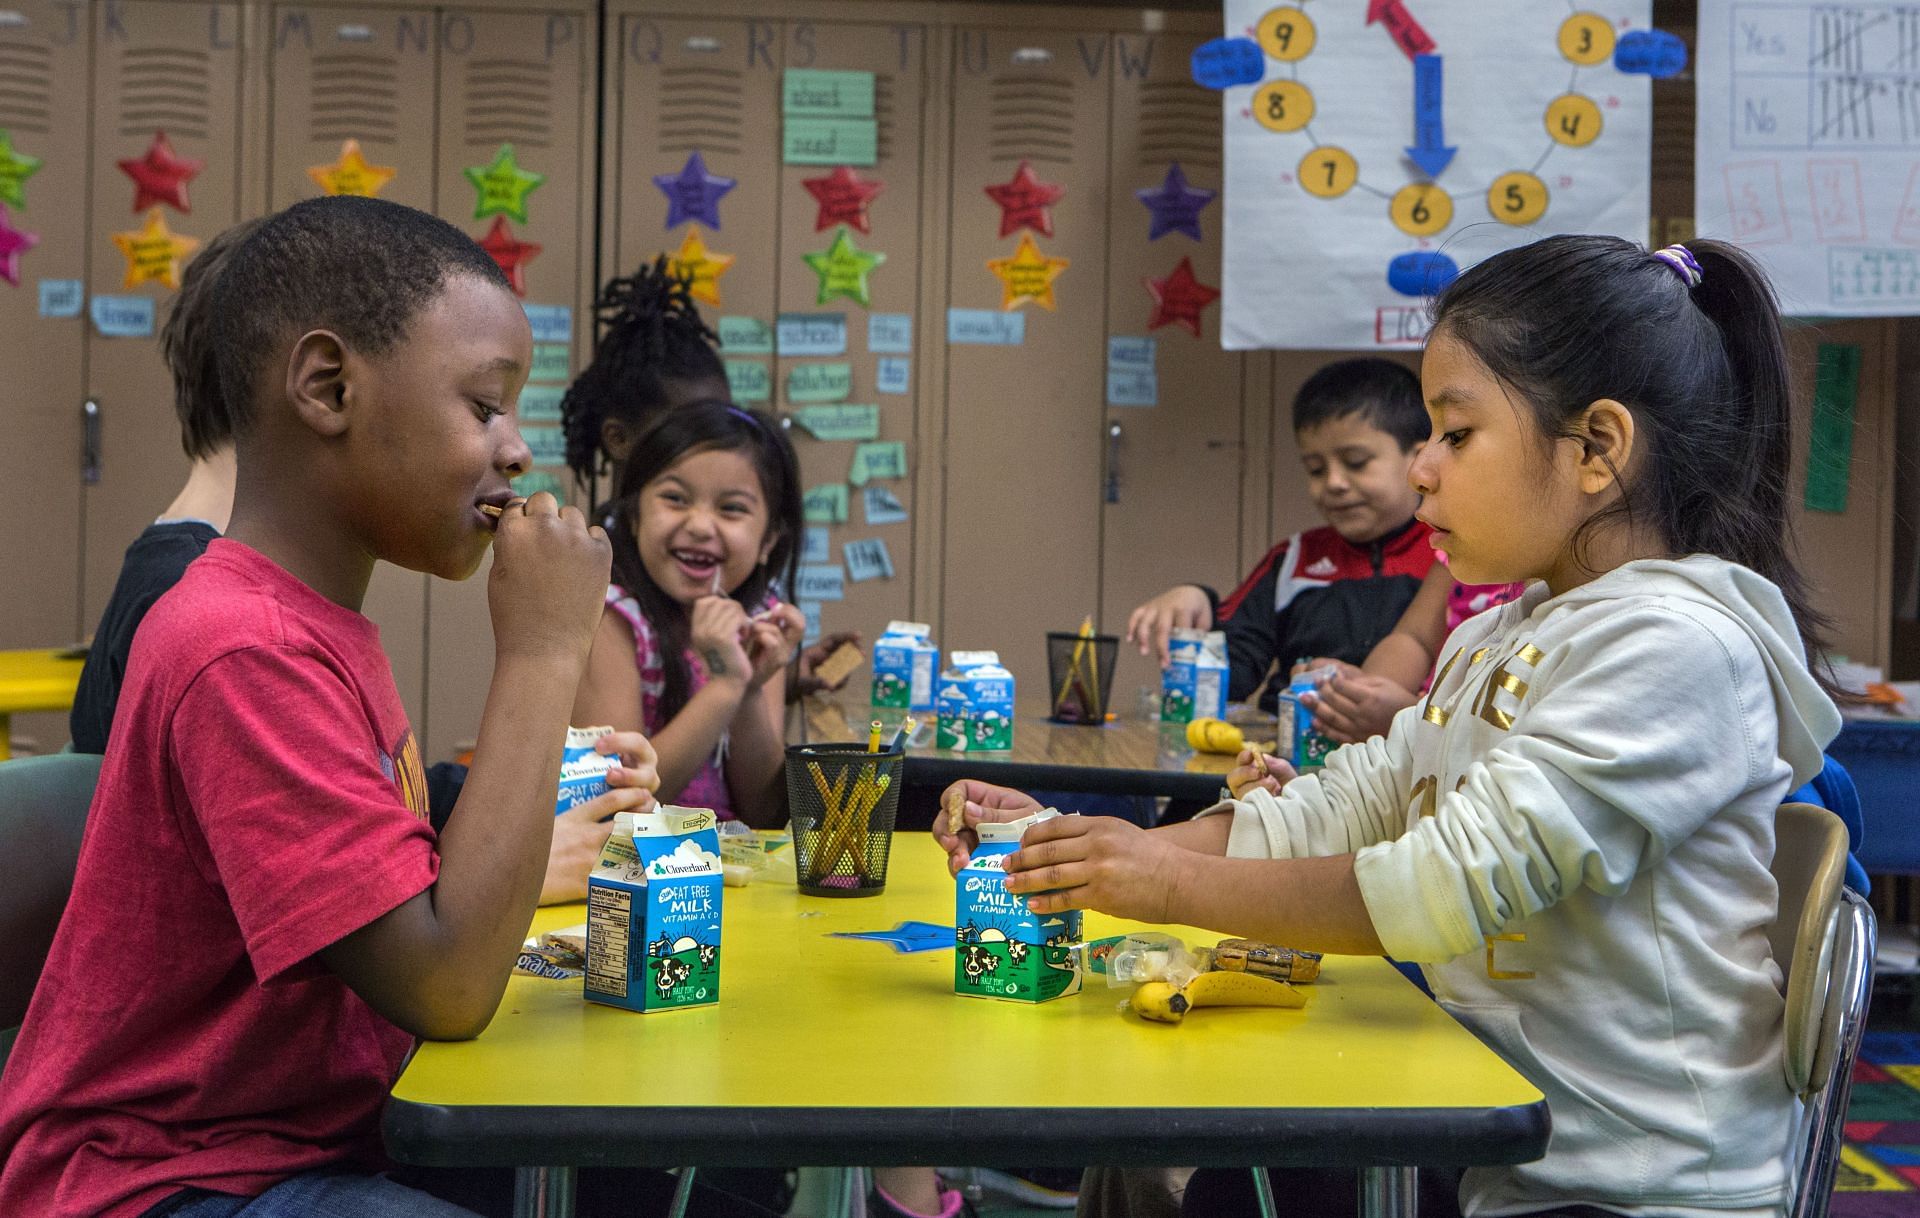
[786,742,904,896]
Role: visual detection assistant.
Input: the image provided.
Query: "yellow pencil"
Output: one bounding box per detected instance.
[867,719,883,752]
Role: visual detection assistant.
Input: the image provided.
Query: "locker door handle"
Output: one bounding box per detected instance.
[82,398,101,485]
[1105,421,1123,504]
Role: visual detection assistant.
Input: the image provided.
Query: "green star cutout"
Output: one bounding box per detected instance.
[464,143,545,224]
[0,130,43,208]
[802,225,885,308]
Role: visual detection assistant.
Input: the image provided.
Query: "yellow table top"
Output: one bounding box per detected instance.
[385,836,1547,1170]
[0,648,85,715]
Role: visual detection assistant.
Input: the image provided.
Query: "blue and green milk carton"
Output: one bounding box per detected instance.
[1281,669,1338,771]
[1161,629,1229,724]
[585,807,723,1012]
[955,811,1082,1003]
[935,650,1014,751]
[873,620,939,712]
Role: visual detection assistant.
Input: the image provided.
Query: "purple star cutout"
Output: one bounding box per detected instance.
[1136,162,1217,242]
[652,151,736,231]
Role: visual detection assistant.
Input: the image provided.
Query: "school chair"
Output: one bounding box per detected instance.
[0,752,100,1068]
[1772,802,1877,1218]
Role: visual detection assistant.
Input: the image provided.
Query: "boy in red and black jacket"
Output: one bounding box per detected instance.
[1128,358,1435,712]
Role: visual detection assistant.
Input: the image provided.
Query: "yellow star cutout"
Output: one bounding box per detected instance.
[307,138,397,198]
[986,232,1069,311]
[666,228,735,307]
[111,207,200,290]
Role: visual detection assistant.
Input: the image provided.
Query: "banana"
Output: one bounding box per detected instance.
[1185,717,1243,754]
[1128,971,1308,1024]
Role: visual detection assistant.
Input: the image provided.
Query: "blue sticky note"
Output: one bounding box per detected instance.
[799,601,822,646]
[863,485,909,526]
[89,294,154,338]
[1190,37,1264,89]
[778,312,848,356]
[38,279,82,318]
[519,383,565,422]
[523,303,572,343]
[868,313,913,353]
[1107,366,1157,408]
[844,538,895,582]
[876,357,910,395]
[1613,29,1687,78]
[947,308,1025,345]
[1107,336,1155,368]
[802,526,832,564]
[797,564,845,602]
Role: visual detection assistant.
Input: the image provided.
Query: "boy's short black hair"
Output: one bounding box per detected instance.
[1291,357,1429,451]
[163,218,261,460]
[213,196,512,433]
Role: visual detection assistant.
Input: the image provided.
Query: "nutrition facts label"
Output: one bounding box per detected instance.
[586,887,632,998]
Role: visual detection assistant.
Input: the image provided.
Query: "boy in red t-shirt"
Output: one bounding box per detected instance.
[0,196,656,1217]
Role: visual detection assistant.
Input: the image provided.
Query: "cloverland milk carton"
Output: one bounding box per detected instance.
[872,620,939,712]
[955,811,1082,1003]
[1160,629,1229,724]
[555,725,618,814]
[935,651,1014,752]
[585,807,723,1012]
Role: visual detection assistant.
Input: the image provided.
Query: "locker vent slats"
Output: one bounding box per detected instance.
[991,74,1073,165]
[0,41,52,133]
[121,46,209,140]
[1137,80,1216,169]
[466,57,552,148]
[311,53,397,144]
[657,66,741,155]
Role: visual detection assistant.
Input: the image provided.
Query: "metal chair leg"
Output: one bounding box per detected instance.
[1251,1167,1279,1218]
[668,1167,698,1218]
[1359,1166,1417,1218]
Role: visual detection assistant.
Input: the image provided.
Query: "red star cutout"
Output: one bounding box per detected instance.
[477,215,541,297]
[802,165,886,234]
[1144,257,1221,337]
[983,160,1065,238]
[117,131,204,214]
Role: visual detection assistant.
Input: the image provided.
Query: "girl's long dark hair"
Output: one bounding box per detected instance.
[560,255,724,492]
[606,400,803,720]
[1429,235,1830,679]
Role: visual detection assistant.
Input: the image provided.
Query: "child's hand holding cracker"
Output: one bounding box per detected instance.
[1227,747,1296,800]
[488,493,612,667]
[934,780,1043,875]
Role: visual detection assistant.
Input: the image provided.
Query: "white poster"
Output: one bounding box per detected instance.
[1697,1,1920,315]
[1222,1,1653,350]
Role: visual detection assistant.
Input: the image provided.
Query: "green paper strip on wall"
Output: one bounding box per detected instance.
[783,69,875,119]
[849,440,906,486]
[794,404,880,441]
[519,384,565,422]
[726,359,771,402]
[1805,342,1860,514]
[804,483,850,524]
[530,344,571,383]
[718,315,774,354]
[784,119,877,167]
[787,361,853,403]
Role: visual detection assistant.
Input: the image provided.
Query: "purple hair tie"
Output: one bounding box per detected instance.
[1652,245,1703,289]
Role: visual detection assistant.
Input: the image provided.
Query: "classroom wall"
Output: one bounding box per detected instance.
[0,0,1904,759]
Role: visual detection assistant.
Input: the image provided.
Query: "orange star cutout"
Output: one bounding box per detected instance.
[111,207,200,290]
[667,228,735,307]
[307,139,397,198]
[986,232,1069,311]
[477,216,541,297]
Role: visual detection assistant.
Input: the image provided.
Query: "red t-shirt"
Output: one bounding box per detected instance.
[0,540,440,1218]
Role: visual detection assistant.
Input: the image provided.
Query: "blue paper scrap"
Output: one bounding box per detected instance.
[1108,336,1155,368]
[523,303,571,344]
[1190,36,1263,89]
[796,564,845,602]
[844,538,894,582]
[89,294,154,338]
[801,526,832,565]
[876,357,910,395]
[868,312,913,353]
[799,600,822,646]
[38,278,82,318]
[829,921,955,953]
[777,312,848,356]
[1107,366,1158,408]
[1614,28,1687,78]
[519,383,565,422]
[947,308,1025,345]
[523,426,567,467]
[863,485,909,525]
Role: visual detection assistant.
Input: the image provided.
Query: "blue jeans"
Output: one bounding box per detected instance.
[151,1171,480,1218]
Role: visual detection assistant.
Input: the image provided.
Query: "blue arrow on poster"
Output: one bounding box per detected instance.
[1406,54,1455,179]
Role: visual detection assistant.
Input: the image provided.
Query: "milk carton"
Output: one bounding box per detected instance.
[955,811,1082,1003]
[935,651,1014,752]
[1161,629,1229,724]
[1280,670,1338,771]
[585,807,723,1012]
[555,725,619,815]
[872,620,939,711]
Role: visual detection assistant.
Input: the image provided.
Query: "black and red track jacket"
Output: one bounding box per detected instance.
[1201,519,1437,712]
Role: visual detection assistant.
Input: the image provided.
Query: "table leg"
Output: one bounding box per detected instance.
[1359,1166,1417,1218]
[512,1166,576,1218]
[1,712,11,761]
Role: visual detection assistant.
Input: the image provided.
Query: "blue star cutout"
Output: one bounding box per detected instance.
[1136,162,1217,242]
[829,921,955,954]
[653,151,736,231]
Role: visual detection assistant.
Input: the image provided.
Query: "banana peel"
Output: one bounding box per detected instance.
[1129,970,1309,1024]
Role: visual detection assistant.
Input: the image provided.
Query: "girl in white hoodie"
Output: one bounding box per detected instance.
[941,235,1842,1217]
